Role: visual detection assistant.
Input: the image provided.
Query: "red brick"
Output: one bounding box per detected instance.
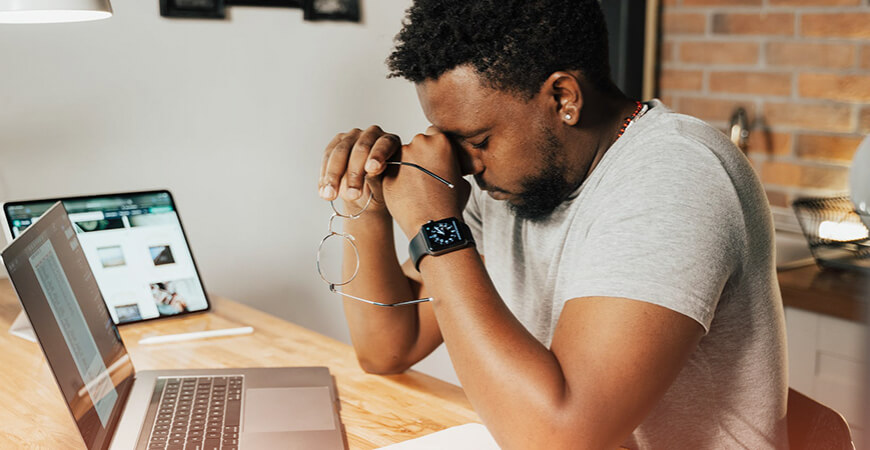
[799,165,850,190]
[659,69,704,91]
[763,102,853,133]
[766,190,790,208]
[709,71,792,96]
[859,107,870,133]
[683,0,761,5]
[678,97,756,124]
[748,131,793,156]
[770,0,859,4]
[661,41,676,63]
[712,13,794,36]
[861,46,870,70]
[663,12,706,35]
[762,161,801,186]
[766,42,856,69]
[761,161,849,190]
[679,41,760,65]
[801,13,870,39]
[796,134,863,162]
[798,73,870,102]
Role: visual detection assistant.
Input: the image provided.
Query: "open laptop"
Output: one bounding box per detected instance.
[2,202,345,450]
[2,190,212,325]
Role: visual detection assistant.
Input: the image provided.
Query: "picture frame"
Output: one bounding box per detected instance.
[226,0,301,7]
[160,0,226,19]
[303,0,360,22]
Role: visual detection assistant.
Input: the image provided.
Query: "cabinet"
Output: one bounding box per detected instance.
[780,265,868,449]
[786,308,866,448]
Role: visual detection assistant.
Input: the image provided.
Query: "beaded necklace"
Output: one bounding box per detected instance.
[616,100,644,140]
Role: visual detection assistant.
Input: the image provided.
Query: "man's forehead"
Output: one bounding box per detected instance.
[416,67,498,136]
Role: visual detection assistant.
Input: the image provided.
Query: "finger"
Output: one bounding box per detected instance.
[344,127,382,201]
[320,133,343,188]
[322,129,361,200]
[424,125,440,136]
[366,133,401,175]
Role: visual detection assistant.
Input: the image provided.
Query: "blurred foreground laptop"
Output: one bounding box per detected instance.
[1,202,344,450]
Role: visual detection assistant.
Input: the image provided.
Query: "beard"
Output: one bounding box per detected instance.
[475,126,574,222]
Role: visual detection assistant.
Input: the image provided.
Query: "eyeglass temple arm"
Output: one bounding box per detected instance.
[385,161,455,189]
[329,284,433,307]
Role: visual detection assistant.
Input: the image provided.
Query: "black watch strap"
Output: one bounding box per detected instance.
[409,218,474,271]
[408,231,429,270]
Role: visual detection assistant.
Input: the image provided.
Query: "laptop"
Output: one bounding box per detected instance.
[2,202,345,450]
[2,190,212,325]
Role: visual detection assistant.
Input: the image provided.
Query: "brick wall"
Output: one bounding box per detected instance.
[657,0,870,215]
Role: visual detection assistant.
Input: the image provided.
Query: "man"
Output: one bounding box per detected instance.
[317,1,788,448]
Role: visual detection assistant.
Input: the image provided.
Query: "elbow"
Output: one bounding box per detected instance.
[505,429,620,450]
[495,407,629,450]
[356,354,412,375]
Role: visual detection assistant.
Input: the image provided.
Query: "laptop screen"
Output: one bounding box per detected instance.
[3,190,210,324]
[2,202,134,450]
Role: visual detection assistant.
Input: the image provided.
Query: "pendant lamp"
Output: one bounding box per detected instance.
[0,0,112,24]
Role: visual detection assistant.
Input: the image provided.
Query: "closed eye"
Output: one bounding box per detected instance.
[470,136,489,150]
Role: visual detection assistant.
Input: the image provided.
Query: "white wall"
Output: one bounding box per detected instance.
[0,0,460,385]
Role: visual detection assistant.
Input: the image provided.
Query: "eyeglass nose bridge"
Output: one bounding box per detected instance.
[327,214,345,234]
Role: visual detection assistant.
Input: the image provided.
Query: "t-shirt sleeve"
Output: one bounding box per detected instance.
[462,177,485,255]
[560,142,744,332]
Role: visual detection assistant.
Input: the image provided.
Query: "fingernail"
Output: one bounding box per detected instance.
[347,188,361,199]
[322,185,336,199]
[365,160,380,173]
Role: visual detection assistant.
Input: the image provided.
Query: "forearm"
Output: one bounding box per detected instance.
[341,212,432,372]
[419,249,606,449]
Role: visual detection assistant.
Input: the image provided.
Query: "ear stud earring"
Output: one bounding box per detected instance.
[564,114,572,121]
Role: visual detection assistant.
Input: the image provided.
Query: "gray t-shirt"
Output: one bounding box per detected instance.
[462,100,788,449]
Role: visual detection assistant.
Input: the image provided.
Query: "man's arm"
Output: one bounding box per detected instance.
[318,126,444,373]
[418,248,704,449]
[339,211,443,373]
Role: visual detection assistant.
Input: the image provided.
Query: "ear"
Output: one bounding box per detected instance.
[540,71,583,126]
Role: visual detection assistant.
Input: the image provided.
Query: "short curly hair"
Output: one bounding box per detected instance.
[387,0,614,99]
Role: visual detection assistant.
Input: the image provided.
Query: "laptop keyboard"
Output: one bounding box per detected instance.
[147,376,243,450]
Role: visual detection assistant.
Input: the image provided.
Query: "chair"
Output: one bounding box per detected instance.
[787,388,854,450]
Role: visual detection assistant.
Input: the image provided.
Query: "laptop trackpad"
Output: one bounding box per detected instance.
[243,387,336,432]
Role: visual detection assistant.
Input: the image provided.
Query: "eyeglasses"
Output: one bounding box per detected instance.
[316,161,454,307]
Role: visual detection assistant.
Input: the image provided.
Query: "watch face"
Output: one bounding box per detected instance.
[423,220,463,252]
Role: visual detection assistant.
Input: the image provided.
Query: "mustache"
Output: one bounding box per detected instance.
[473,174,509,194]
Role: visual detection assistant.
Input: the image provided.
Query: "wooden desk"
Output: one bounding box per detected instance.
[0,279,480,449]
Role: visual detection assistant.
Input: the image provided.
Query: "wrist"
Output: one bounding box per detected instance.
[408,217,475,271]
[401,210,464,239]
[343,209,393,238]
[417,246,480,275]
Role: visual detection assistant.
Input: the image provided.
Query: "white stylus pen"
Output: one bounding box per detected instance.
[138,326,254,345]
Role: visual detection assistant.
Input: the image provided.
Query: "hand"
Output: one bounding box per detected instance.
[382,128,471,238]
[319,126,402,216]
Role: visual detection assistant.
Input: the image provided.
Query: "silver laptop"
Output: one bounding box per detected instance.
[1,202,345,450]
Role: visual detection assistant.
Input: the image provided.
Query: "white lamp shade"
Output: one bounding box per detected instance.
[0,0,112,24]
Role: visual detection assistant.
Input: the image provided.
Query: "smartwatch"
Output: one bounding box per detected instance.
[409,217,476,270]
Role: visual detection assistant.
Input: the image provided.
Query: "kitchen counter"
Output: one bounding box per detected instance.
[777,264,869,323]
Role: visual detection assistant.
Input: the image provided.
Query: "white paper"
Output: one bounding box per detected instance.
[378,423,500,450]
[9,310,36,342]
